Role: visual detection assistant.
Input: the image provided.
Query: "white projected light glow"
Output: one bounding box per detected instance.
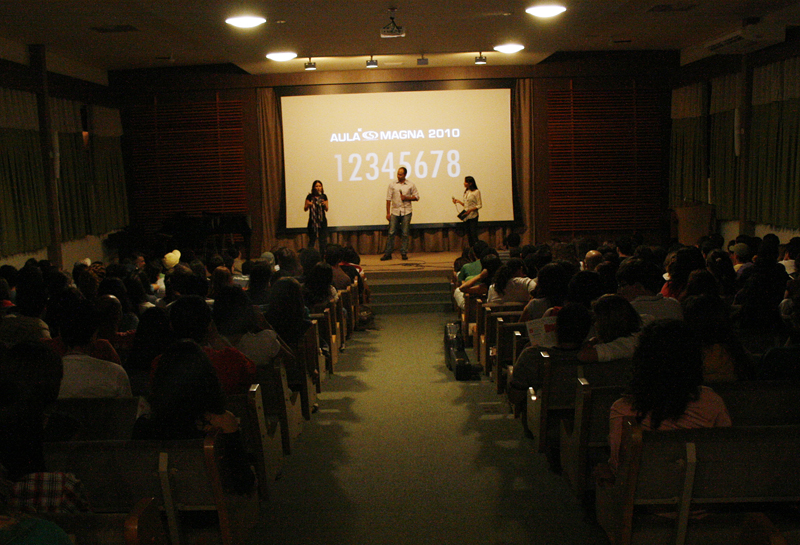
[281,88,514,230]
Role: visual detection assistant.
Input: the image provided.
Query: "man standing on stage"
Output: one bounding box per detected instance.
[381,166,419,261]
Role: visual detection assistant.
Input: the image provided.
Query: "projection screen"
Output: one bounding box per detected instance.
[281,87,514,230]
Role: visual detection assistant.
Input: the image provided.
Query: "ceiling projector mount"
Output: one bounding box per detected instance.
[381,7,405,38]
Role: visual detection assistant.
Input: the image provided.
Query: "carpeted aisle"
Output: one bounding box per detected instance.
[250,312,610,545]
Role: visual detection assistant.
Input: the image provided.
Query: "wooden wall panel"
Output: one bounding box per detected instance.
[546,88,664,233]
[125,100,247,235]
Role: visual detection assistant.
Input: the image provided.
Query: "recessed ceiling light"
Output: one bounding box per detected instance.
[266,52,297,61]
[225,16,266,28]
[526,5,567,18]
[494,44,524,54]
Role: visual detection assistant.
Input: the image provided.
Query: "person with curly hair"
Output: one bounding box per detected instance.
[607,320,731,473]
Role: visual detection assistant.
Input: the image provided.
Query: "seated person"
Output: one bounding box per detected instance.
[0,265,50,345]
[456,241,489,284]
[324,244,353,291]
[263,278,313,350]
[453,253,501,310]
[212,285,292,367]
[42,288,121,365]
[682,294,753,382]
[164,295,255,396]
[0,341,88,514]
[578,294,642,363]
[606,320,731,474]
[302,263,339,309]
[616,258,682,322]
[518,262,569,323]
[508,303,592,430]
[58,299,131,399]
[133,340,255,495]
[486,258,536,305]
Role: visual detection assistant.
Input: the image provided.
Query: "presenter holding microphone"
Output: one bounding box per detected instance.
[381,167,419,261]
[452,176,482,246]
[305,180,329,254]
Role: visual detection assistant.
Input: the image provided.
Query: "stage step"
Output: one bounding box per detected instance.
[368,275,453,314]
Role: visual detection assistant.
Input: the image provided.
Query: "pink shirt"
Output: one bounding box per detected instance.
[609,386,731,473]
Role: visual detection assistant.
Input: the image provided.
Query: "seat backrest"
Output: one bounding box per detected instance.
[50,397,141,441]
[711,380,800,426]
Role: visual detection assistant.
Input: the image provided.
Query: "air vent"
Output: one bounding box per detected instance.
[648,3,697,13]
[91,24,139,34]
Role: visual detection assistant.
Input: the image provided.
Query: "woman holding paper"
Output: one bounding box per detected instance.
[452,176,482,246]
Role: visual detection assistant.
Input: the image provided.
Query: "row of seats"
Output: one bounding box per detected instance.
[455,287,800,545]
[37,281,362,544]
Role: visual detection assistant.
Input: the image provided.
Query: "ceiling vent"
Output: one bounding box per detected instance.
[704,21,785,54]
[90,24,139,34]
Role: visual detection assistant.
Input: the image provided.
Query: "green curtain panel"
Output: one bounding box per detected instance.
[708,109,737,220]
[748,101,783,225]
[0,87,50,257]
[669,116,707,207]
[91,135,129,234]
[748,98,800,227]
[57,131,93,241]
[0,128,50,256]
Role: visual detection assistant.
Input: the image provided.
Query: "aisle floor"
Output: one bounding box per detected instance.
[249,312,610,545]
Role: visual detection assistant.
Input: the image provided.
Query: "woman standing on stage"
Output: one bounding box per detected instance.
[452,176,482,246]
[304,180,329,253]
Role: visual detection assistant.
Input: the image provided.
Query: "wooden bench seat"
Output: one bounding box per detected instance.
[46,396,141,441]
[517,352,630,453]
[42,429,258,545]
[41,496,167,545]
[560,378,626,498]
[227,384,283,500]
[596,422,800,545]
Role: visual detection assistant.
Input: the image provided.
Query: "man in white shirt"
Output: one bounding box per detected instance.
[57,299,131,399]
[616,258,683,322]
[381,167,419,261]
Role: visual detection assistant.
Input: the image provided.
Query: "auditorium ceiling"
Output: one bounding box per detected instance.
[1,0,800,75]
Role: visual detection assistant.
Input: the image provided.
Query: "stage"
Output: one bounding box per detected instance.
[359,251,459,276]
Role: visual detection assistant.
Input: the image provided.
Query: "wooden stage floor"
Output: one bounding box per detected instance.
[359,251,459,275]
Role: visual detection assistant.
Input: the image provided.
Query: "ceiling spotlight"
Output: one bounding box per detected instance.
[494,43,524,54]
[417,55,428,66]
[305,58,316,70]
[526,4,567,18]
[475,53,487,65]
[266,52,297,61]
[225,16,266,28]
[366,56,378,68]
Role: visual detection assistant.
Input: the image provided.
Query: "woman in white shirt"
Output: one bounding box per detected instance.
[452,176,482,247]
[487,258,536,304]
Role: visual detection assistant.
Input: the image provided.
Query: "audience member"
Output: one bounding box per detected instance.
[660,246,705,300]
[0,265,50,345]
[606,320,731,474]
[58,298,131,399]
[487,258,535,304]
[615,258,681,321]
[682,294,753,382]
[133,340,255,495]
[519,262,569,322]
[578,294,642,362]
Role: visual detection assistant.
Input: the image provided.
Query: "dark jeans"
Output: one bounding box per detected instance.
[308,224,328,254]
[385,213,412,256]
[465,216,479,247]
